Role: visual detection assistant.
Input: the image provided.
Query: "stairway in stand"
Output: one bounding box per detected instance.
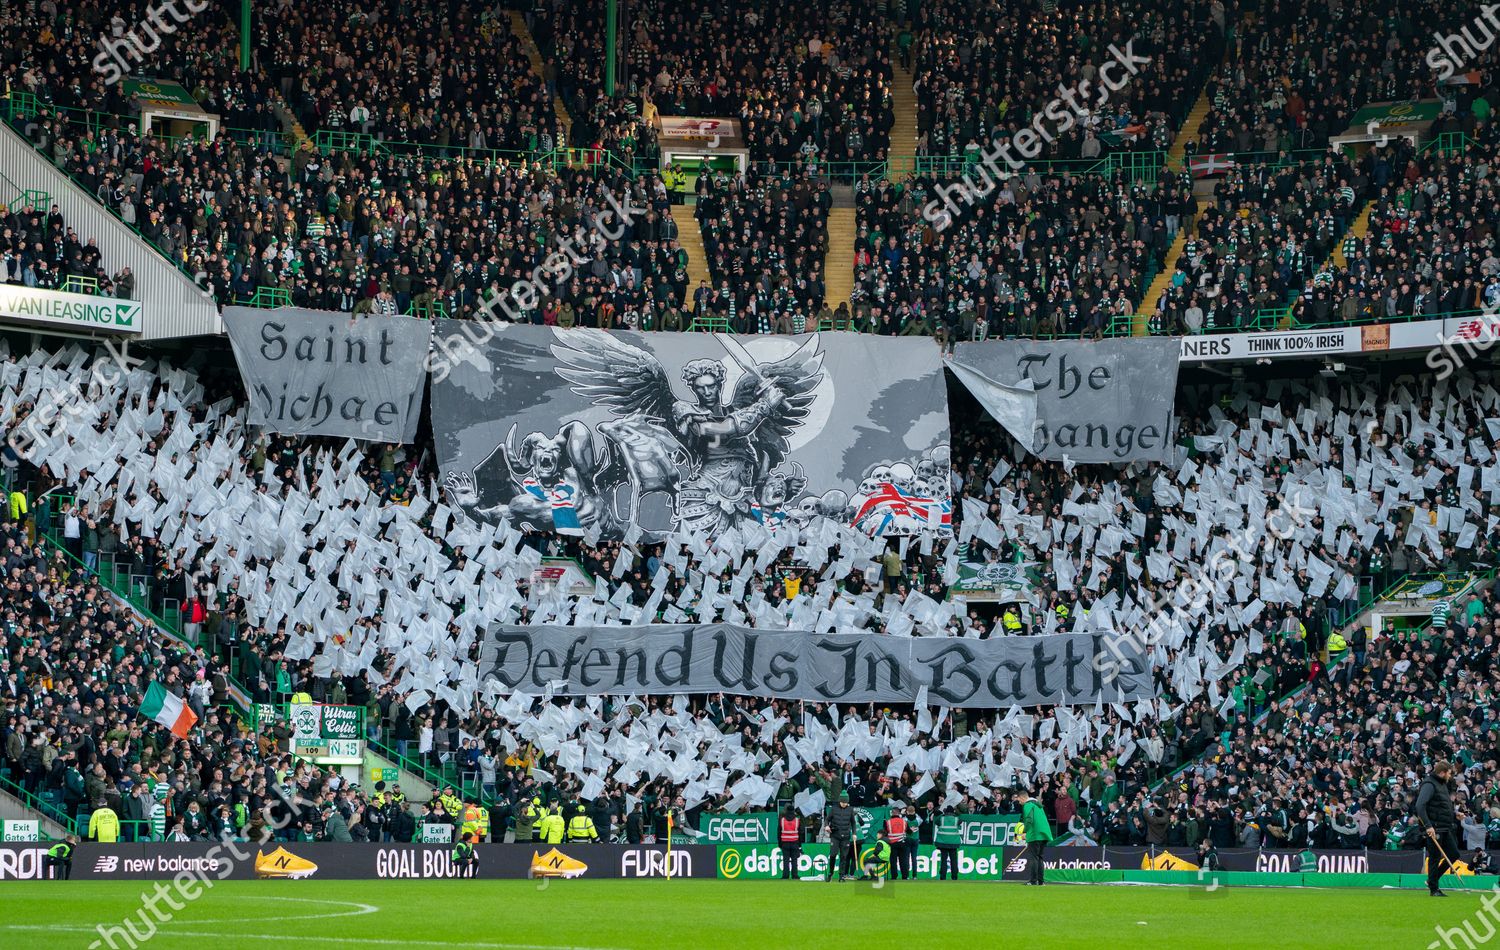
[669,205,713,311]
[1330,201,1375,270]
[824,207,858,308]
[1166,85,1215,173]
[509,10,573,145]
[1133,198,1211,335]
[887,62,919,180]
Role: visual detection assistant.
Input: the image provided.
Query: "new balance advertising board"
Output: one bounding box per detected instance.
[994,845,1428,880]
[716,844,1008,880]
[0,843,716,880]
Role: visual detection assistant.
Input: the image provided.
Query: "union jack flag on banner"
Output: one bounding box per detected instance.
[852,483,952,535]
[521,478,582,534]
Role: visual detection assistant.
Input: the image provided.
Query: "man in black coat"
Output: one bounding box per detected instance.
[825,793,856,881]
[1416,761,1460,896]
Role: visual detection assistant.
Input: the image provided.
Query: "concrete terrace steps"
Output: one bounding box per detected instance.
[824,206,858,307]
[1330,201,1375,270]
[669,206,713,310]
[887,62,919,181]
[1167,87,1215,172]
[1134,198,1211,335]
[510,10,573,144]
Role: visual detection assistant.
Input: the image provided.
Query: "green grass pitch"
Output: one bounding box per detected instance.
[3,879,1485,949]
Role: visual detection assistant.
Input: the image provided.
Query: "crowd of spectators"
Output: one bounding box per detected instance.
[1290,124,1500,327]
[4,330,1496,848]
[9,111,681,318]
[1149,146,1374,333]
[535,0,894,166]
[0,496,376,844]
[1191,0,1496,158]
[909,0,1224,161]
[691,166,831,327]
[0,198,133,297]
[853,167,1192,340]
[1152,587,1500,854]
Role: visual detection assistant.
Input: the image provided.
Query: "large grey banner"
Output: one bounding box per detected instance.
[480,624,1148,707]
[430,324,951,539]
[224,307,432,443]
[950,338,1178,463]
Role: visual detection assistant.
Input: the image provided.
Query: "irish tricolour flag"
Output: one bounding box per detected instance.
[140,682,197,738]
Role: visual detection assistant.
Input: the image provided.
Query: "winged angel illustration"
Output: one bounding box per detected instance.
[449,328,827,538]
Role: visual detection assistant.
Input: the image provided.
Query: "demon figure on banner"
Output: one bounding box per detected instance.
[430,325,952,540]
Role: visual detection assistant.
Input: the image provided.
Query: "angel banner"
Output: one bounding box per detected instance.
[430,325,952,540]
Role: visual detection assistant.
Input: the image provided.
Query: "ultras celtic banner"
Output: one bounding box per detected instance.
[429,324,952,539]
[479,624,1149,706]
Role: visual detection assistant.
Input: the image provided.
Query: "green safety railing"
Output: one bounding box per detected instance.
[1421,132,1471,157]
[2,90,41,124]
[35,502,187,643]
[405,299,450,319]
[236,286,293,309]
[1144,302,1494,338]
[1202,147,1350,169]
[367,735,493,805]
[0,770,66,839]
[686,316,734,332]
[313,129,376,156]
[0,167,49,214]
[60,275,100,296]
[899,150,1161,183]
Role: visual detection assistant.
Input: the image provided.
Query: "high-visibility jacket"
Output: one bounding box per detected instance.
[933,814,961,847]
[89,807,120,843]
[47,841,71,859]
[566,814,598,841]
[451,841,474,863]
[461,805,484,841]
[440,793,463,818]
[538,811,565,844]
[8,491,26,521]
[882,815,907,844]
[1327,631,1348,653]
[779,817,800,842]
[1002,610,1022,631]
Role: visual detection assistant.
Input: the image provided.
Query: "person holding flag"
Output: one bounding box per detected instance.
[138,680,197,738]
[1019,787,1055,886]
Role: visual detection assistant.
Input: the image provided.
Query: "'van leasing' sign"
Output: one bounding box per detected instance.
[0,285,142,335]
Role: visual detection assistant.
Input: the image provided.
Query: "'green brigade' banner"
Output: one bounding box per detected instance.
[698,812,777,843]
[956,814,1025,846]
[717,844,1009,880]
[854,805,891,840]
